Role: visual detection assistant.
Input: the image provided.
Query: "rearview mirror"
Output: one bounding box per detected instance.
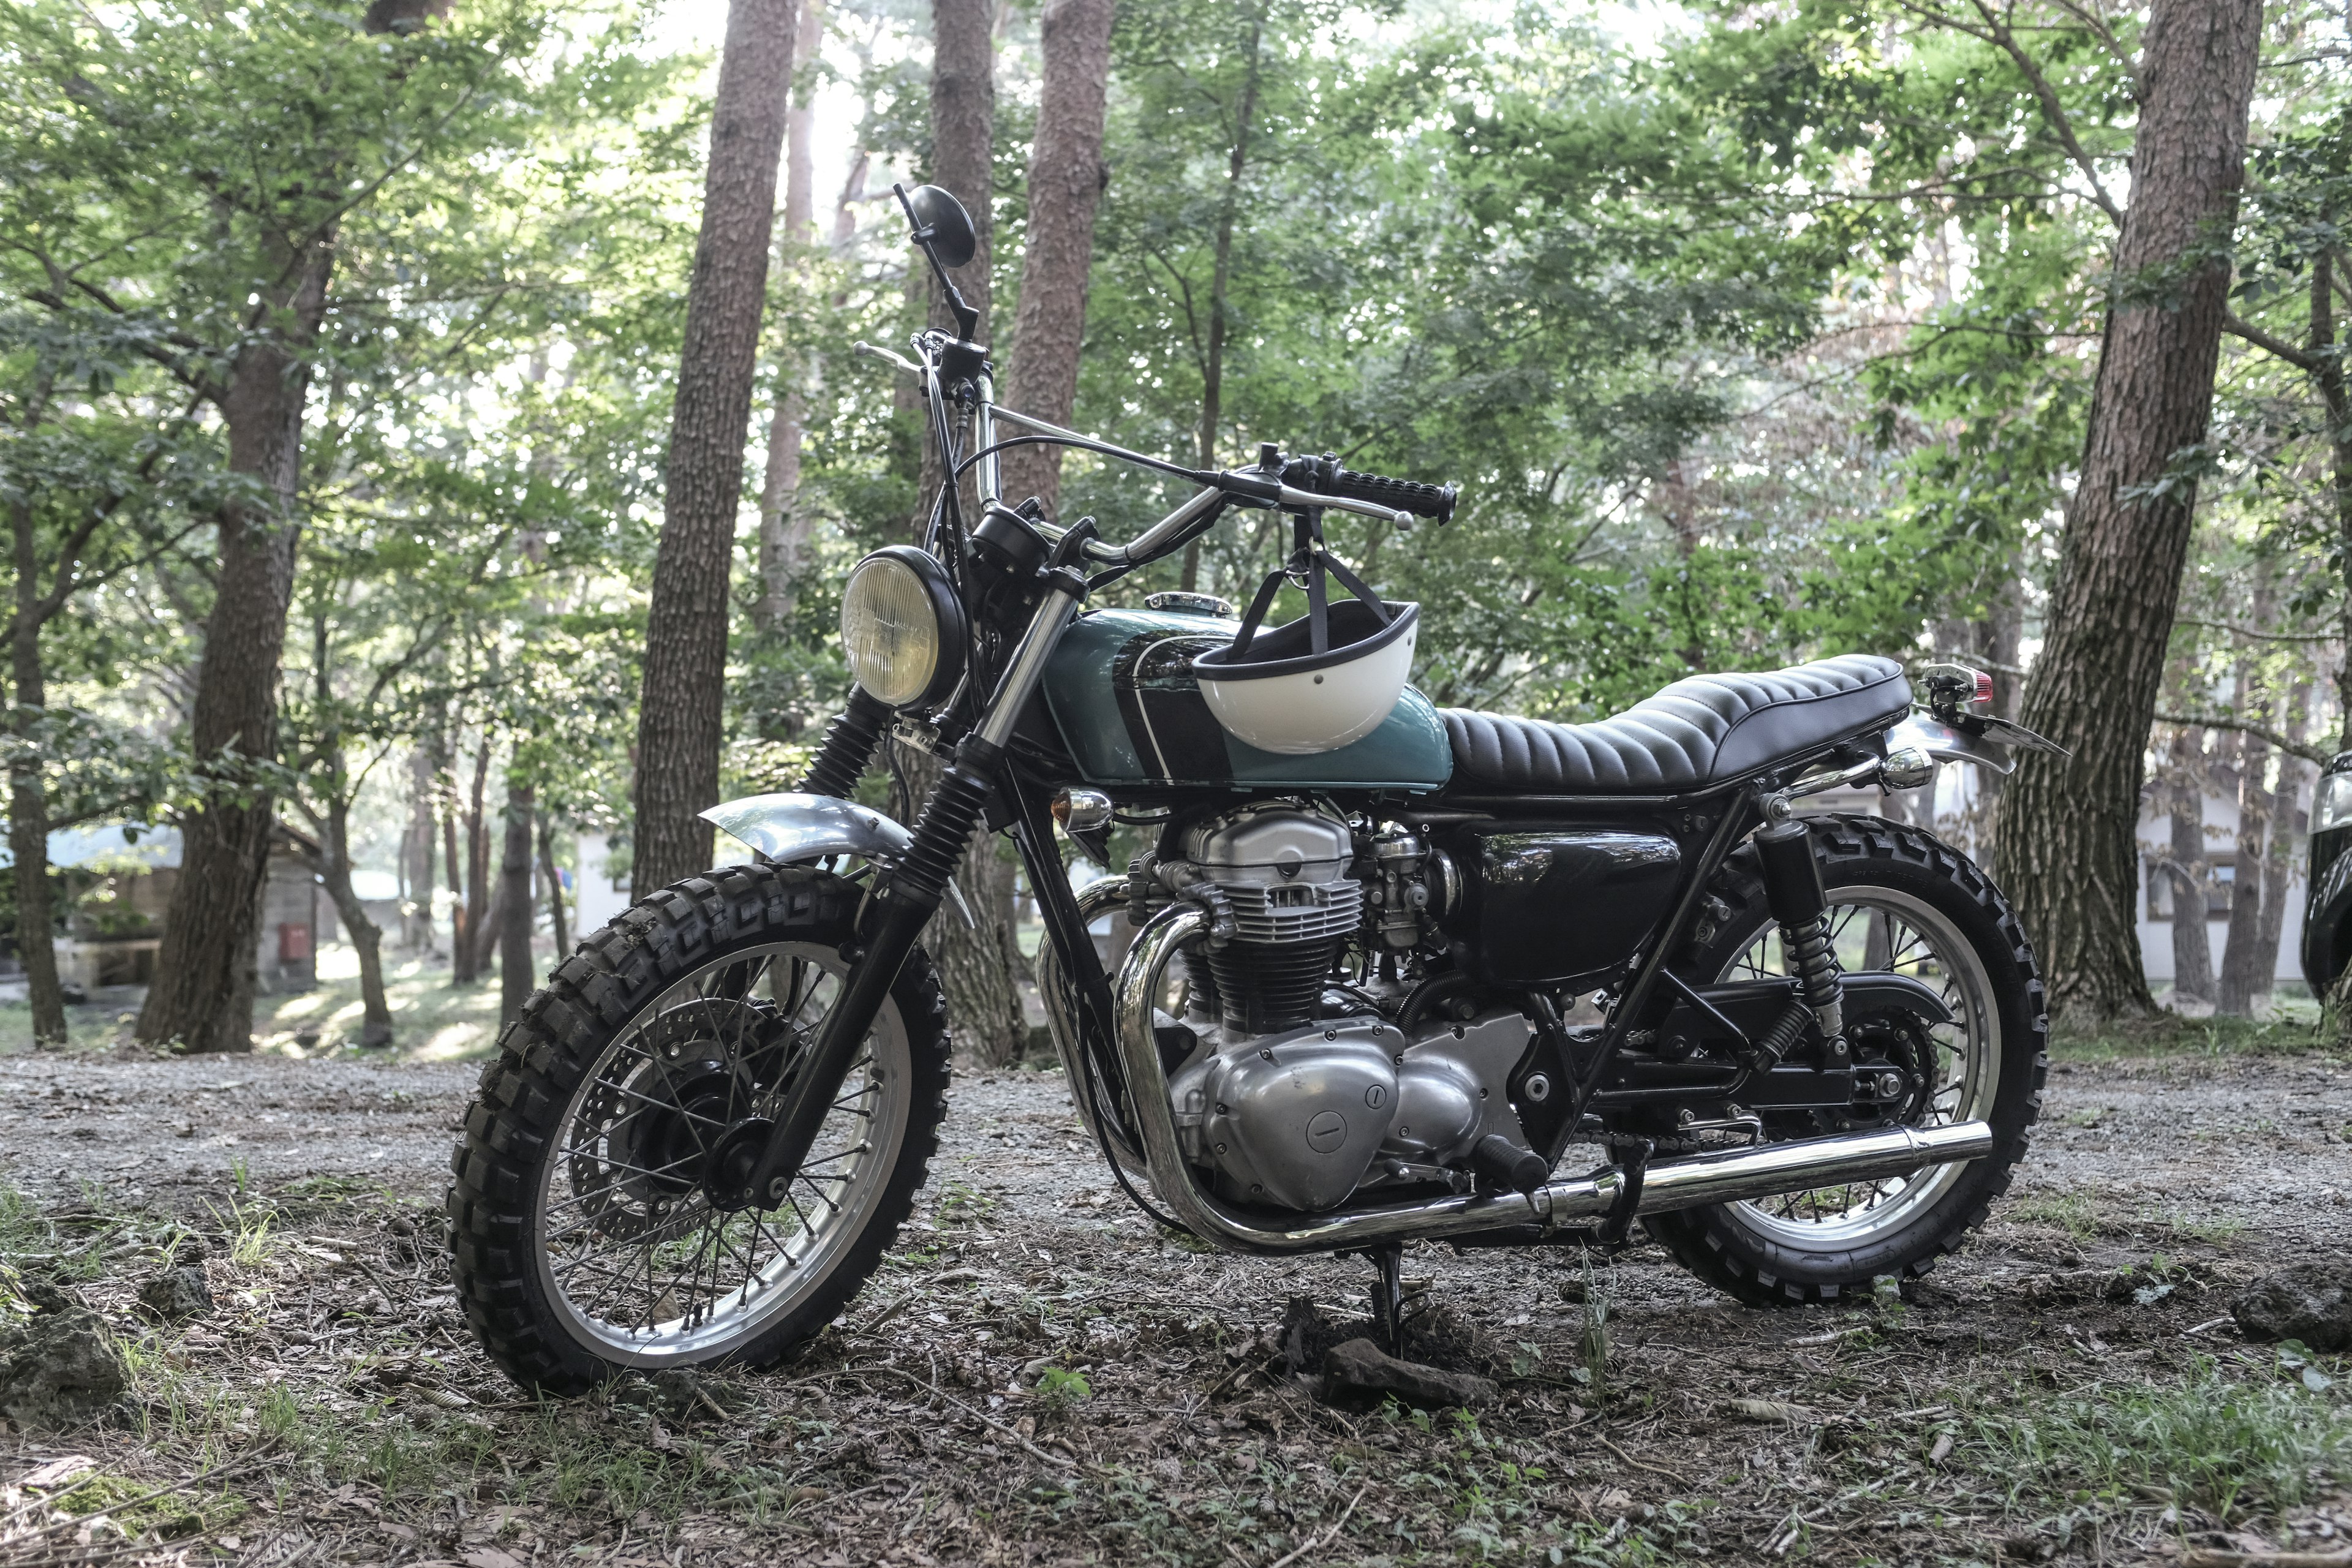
[902,184,977,270]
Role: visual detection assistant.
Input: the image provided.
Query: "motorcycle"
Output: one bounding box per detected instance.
[447,184,2064,1392]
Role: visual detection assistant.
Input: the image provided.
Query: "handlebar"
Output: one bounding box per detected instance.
[868,334,1461,569]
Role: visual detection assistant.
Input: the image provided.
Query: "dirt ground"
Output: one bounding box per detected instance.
[3,1036,2351,1567]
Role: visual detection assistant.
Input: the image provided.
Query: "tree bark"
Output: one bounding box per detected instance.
[317,797,393,1047]
[1990,0,2264,1020]
[755,0,826,636]
[500,777,535,1023]
[10,502,64,1046]
[1178,11,1263,595]
[135,241,334,1054]
[999,0,1115,514]
[633,0,801,895]
[899,0,1028,1065]
[2249,682,2312,1008]
[404,745,437,951]
[440,774,464,974]
[457,733,491,984]
[2167,792,2213,1002]
[537,809,570,959]
[2215,729,2269,1017]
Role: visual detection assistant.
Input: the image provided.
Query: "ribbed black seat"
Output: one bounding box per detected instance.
[1440,655,1912,794]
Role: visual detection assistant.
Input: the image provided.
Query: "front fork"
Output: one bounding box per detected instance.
[720,575,1087,1211]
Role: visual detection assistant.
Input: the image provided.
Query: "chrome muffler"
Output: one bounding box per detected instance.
[1111,903,1993,1254]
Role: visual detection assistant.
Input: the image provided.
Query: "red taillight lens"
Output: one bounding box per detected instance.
[1973,669,1994,707]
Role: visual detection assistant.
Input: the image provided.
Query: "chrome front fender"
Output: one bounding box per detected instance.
[700,792,974,926]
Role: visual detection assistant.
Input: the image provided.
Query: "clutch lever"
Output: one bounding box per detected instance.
[853,340,922,375]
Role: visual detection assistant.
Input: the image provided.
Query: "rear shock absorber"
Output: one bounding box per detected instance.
[1752,816,1849,1067]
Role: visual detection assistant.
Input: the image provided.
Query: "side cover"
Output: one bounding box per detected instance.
[1041,606,1453,791]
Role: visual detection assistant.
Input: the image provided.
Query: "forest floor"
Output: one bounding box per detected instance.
[1,1017,2350,1567]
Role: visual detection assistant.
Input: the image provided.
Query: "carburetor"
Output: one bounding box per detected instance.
[1362,829,1455,950]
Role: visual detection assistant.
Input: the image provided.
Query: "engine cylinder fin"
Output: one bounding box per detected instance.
[1205,938,1340,1034]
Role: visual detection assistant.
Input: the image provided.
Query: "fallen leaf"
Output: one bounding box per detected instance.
[461,1548,524,1568]
[1928,1432,1953,1465]
[1726,1398,1818,1424]
[19,1456,97,1489]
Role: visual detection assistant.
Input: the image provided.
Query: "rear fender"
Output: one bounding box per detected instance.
[699,792,974,926]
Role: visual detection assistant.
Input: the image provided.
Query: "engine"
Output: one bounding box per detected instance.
[1131,801,1541,1212]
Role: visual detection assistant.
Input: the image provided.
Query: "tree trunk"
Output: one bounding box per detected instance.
[441,782,464,975]
[323,797,393,1047]
[1178,11,1262,595]
[1991,0,2264,1020]
[2314,247,2352,755]
[10,500,66,1046]
[999,0,1115,514]
[2215,731,2269,1016]
[2167,773,2214,1003]
[755,0,826,635]
[900,0,1028,1065]
[500,777,536,1024]
[634,0,801,894]
[457,733,490,984]
[470,875,507,981]
[537,810,570,960]
[136,241,334,1054]
[404,745,437,951]
[2250,683,2312,1009]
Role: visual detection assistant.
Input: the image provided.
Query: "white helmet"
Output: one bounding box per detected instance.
[1194,548,1419,756]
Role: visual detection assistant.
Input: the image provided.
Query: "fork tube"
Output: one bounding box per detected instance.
[737,578,1085,1210]
[973,369,1003,509]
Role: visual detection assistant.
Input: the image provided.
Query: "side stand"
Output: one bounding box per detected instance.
[1370,1243,1406,1355]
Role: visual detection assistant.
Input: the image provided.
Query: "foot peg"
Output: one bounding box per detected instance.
[1471,1134,1548,1194]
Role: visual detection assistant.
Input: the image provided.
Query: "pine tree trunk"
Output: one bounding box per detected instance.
[537,810,570,960]
[441,785,464,974]
[999,0,1114,514]
[136,243,334,1054]
[320,798,394,1047]
[404,746,437,951]
[755,0,826,635]
[1991,0,2264,1020]
[1178,12,1262,596]
[634,0,801,894]
[10,499,66,1046]
[458,734,490,984]
[500,777,536,1023]
[2215,731,2269,1016]
[2168,788,2214,1002]
[2251,685,2312,1008]
[900,0,1028,1065]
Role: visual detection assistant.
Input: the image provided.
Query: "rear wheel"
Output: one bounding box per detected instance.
[1644,816,2046,1305]
[447,865,950,1393]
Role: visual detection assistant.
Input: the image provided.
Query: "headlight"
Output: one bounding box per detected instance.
[2317,772,2352,834]
[840,547,965,709]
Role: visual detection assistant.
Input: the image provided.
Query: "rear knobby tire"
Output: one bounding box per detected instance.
[447,864,950,1394]
[1644,815,2047,1305]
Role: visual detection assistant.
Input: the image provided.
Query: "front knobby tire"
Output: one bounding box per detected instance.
[447,864,951,1395]
[1645,815,2048,1306]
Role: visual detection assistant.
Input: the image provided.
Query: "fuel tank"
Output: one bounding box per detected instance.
[1041,606,1453,791]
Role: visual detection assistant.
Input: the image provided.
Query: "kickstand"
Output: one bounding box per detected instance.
[1370,1243,1406,1355]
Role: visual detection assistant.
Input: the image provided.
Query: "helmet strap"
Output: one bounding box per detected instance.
[1224,508,1390,662]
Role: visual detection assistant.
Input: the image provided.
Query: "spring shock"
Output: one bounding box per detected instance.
[1752,816,1848,1065]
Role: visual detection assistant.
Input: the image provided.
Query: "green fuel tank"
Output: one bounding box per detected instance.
[1039,606,1453,792]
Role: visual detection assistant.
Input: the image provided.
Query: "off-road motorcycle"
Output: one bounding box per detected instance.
[448,185,2065,1392]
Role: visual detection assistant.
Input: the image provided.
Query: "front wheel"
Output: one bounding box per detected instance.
[447,865,950,1393]
[1644,815,2047,1305]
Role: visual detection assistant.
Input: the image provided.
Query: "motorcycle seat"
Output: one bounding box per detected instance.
[1439,655,1912,794]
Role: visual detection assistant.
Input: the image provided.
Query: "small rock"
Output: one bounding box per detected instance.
[0,1310,129,1431]
[17,1277,83,1316]
[1319,1337,1497,1411]
[137,1267,214,1323]
[2233,1259,2352,1351]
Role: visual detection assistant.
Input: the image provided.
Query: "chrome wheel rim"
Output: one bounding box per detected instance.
[531,942,908,1365]
[1712,886,1998,1245]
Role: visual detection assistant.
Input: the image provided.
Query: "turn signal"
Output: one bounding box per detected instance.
[1050,788,1114,835]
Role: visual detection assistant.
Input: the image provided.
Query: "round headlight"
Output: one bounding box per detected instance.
[840,547,965,709]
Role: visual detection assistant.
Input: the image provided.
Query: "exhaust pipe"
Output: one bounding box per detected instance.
[1114,903,1994,1255]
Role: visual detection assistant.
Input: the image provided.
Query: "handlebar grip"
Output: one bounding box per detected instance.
[1321,466,1458,525]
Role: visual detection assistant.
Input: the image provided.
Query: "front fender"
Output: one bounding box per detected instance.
[700,792,974,927]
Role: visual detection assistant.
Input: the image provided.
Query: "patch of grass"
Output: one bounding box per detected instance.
[2150,1208,2247,1246]
[2005,1189,2101,1240]
[1967,1359,2352,1519]
[2051,1008,2334,1064]
[55,1473,248,1540]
